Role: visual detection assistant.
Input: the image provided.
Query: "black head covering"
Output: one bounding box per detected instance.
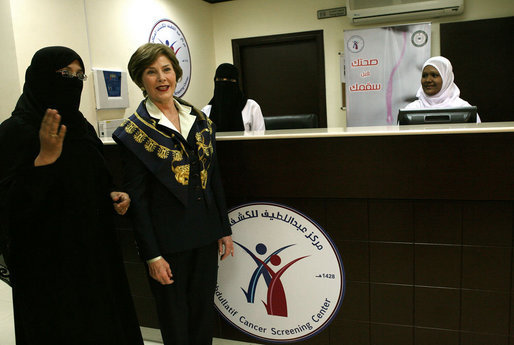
[11,46,88,138]
[208,63,247,131]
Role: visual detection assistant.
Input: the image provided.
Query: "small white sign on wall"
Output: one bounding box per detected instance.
[92,68,129,109]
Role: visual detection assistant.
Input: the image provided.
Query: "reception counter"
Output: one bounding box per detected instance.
[215,121,514,140]
[104,122,514,345]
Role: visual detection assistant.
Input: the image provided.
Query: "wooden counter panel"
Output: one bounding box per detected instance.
[217,133,514,201]
[104,131,514,344]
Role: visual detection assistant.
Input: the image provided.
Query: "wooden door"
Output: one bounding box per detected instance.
[232,30,327,127]
[441,17,514,122]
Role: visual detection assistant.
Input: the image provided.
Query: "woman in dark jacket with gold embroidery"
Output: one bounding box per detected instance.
[113,43,234,345]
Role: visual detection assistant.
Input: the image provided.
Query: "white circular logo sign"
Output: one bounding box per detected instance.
[149,19,191,97]
[347,35,364,53]
[215,203,345,343]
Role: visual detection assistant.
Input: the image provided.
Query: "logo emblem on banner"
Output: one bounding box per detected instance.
[215,203,345,343]
[347,35,364,53]
[149,19,191,97]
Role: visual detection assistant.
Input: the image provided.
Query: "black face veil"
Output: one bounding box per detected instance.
[11,46,87,136]
[208,63,247,132]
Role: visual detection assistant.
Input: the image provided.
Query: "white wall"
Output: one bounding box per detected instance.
[211,0,346,127]
[209,0,514,127]
[0,0,20,123]
[84,0,216,120]
[1,0,513,127]
[4,0,216,125]
[9,0,95,125]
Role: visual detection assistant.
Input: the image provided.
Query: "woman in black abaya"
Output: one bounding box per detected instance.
[0,46,143,345]
[202,63,265,132]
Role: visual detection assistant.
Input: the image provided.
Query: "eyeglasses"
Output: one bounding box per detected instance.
[215,77,237,83]
[56,69,88,81]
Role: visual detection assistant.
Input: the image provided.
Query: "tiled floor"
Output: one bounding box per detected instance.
[0,280,257,345]
[0,279,15,345]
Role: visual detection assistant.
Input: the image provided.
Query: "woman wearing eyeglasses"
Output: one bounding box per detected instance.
[0,46,143,344]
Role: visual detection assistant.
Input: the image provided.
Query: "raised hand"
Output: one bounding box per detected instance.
[34,109,67,166]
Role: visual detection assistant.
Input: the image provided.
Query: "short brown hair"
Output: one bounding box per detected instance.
[128,43,183,96]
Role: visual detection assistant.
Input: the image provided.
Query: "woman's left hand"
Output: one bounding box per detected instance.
[34,109,66,166]
[110,191,131,215]
[218,235,234,261]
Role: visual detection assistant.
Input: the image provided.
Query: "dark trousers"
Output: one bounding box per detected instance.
[147,242,219,345]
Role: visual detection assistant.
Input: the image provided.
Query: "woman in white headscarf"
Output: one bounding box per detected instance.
[405,56,480,122]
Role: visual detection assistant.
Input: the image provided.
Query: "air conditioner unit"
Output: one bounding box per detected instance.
[347,0,464,25]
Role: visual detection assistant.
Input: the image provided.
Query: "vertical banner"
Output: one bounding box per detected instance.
[345,23,431,126]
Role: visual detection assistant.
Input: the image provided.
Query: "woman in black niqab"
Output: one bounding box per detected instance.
[207,63,247,131]
[0,46,143,345]
[12,46,88,138]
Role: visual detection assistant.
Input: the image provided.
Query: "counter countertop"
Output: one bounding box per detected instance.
[100,121,514,145]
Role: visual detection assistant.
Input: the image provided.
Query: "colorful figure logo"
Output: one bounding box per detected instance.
[162,40,181,56]
[215,203,345,343]
[235,241,309,317]
[347,35,364,53]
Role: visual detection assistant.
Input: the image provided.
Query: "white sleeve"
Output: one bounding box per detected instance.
[403,100,421,110]
[201,104,212,117]
[242,99,266,131]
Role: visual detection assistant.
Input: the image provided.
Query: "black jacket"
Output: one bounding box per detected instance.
[114,99,232,260]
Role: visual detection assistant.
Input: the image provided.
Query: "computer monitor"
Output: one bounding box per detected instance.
[397,106,477,125]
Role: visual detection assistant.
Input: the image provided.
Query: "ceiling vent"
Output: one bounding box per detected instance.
[347,0,463,25]
[203,0,233,3]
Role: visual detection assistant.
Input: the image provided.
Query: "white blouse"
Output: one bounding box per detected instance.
[202,99,266,131]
